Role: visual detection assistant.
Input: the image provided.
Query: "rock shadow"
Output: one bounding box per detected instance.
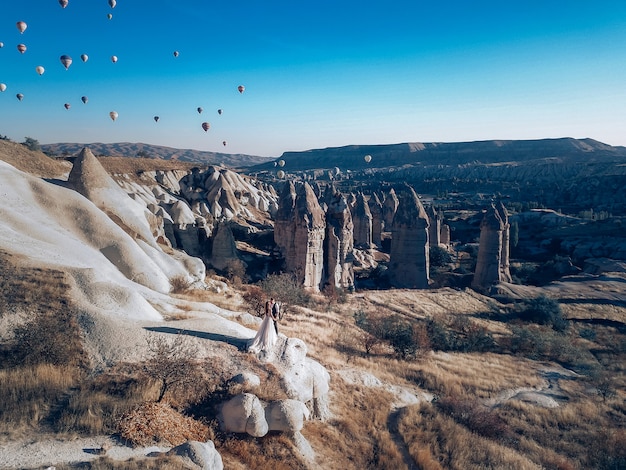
[144,326,249,350]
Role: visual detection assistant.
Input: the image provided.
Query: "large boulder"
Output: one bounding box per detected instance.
[265,399,310,433]
[168,440,223,470]
[219,393,268,437]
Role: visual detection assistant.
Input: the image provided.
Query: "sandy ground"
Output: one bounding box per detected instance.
[0,436,170,469]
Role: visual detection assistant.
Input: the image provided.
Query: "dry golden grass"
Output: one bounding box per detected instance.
[0,364,78,439]
[0,140,71,178]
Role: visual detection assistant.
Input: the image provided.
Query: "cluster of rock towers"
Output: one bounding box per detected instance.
[273,181,459,292]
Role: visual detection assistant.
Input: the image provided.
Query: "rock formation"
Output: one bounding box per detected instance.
[382,188,399,227]
[353,192,373,248]
[209,221,241,271]
[496,202,512,283]
[293,182,326,291]
[368,192,384,246]
[324,189,355,290]
[273,182,326,291]
[472,203,511,290]
[389,187,430,288]
[440,224,451,247]
[427,205,441,247]
[167,441,223,470]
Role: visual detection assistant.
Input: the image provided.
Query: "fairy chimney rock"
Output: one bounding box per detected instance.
[389,187,430,288]
[324,190,355,290]
[353,192,373,248]
[293,182,326,291]
[368,192,384,246]
[496,202,512,283]
[382,188,399,227]
[427,205,441,247]
[472,204,510,290]
[210,221,241,271]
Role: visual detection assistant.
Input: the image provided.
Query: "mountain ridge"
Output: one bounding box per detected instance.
[40,141,272,168]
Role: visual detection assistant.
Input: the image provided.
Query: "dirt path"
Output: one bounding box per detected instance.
[387,407,419,470]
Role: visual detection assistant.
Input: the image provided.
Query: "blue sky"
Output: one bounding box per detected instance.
[1,0,626,157]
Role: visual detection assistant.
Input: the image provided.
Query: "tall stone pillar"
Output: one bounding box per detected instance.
[472,204,508,290]
[496,202,512,283]
[389,187,430,288]
[426,205,441,247]
[324,190,355,289]
[353,192,373,248]
[382,188,399,228]
[274,181,297,271]
[368,193,384,246]
[293,182,326,291]
[440,224,451,247]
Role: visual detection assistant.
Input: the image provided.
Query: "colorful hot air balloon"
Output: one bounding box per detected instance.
[16,93,24,101]
[16,21,27,34]
[277,170,285,179]
[17,44,27,54]
[111,55,117,63]
[173,51,179,57]
[80,54,88,62]
[109,111,118,121]
[60,55,72,70]
[364,154,372,163]
[201,122,210,132]
[0,84,7,92]
[217,109,223,115]
[222,141,227,146]
[81,96,88,104]
[237,85,245,94]
[278,159,285,167]
[108,0,116,8]
[107,13,113,20]
[35,66,45,75]
[197,107,203,114]
[154,116,159,122]
[64,103,71,110]
[59,0,69,7]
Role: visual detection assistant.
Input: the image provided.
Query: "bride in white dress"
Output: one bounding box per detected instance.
[247,300,278,353]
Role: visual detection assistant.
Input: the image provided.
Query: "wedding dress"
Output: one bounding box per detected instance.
[247,313,277,353]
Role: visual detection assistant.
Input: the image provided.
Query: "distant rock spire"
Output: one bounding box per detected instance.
[389,186,430,288]
[324,189,354,290]
[353,192,373,248]
[472,203,511,290]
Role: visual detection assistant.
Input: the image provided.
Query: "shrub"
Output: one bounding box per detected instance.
[516,295,567,331]
[429,245,452,267]
[117,401,211,447]
[143,333,203,404]
[436,396,510,440]
[21,136,41,152]
[258,273,311,308]
[381,316,418,359]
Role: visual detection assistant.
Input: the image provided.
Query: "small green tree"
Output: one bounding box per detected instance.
[429,245,452,267]
[517,295,567,332]
[22,136,41,152]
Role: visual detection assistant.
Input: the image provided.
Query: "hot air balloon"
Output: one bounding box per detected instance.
[217,109,223,115]
[277,170,285,179]
[16,93,24,101]
[60,55,72,70]
[17,44,27,54]
[111,55,117,63]
[81,96,88,104]
[154,116,159,122]
[173,51,179,57]
[201,122,210,132]
[0,84,7,92]
[237,85,245,94]
[278,159,285,167]
[35,66,45,75]
[16,21,27,34]
[64,103,71,110]
[80,54,88,62]
[197,107,203,114]
[222,141,227,146]
[364,154,372,163]
[107,13,113,19]
[108,0,116,8]
[59,0,68,7]
[109,111,118,121]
